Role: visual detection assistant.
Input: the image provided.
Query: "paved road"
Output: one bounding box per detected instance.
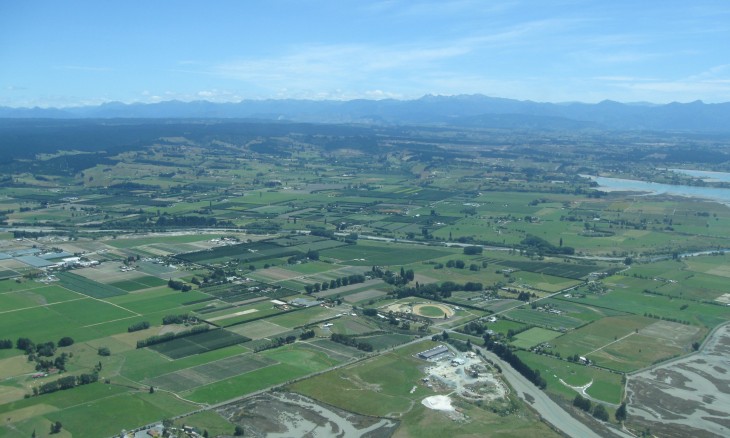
[477,347,633,438]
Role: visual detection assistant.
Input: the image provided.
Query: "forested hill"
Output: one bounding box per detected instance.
[2,94,730,133]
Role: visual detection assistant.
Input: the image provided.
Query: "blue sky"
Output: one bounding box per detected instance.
[1,0,729,107]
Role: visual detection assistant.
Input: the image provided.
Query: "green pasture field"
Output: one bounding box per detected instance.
[289,340,440,417]
[360,333,415,350]
[485,319,530,336]
[107,287,211,314]
[587,333,685,372]
[550,315,655,363]
[320,241,453,266]
[0,298,137,344]
[203,300,285,326]
[282,260,338,274]
[512,271,582,292]
[0,285,83,311]
[182,343,340,404]
[0,279,50,293]
[483,298,523,313]
[563,284,730,327]
[0,381,197,438]
[515,351,624,404]
[541,298,630,323]
[57,271,127,298]
[504,308,585,330]
[309,339,364,359]
[511,327,563,349]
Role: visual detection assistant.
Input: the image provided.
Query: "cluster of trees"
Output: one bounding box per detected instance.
[167,278,192,292]
[304,274,366,294]
[155,215,232,228]
[35,352,69,372]
[520,234,575,255]
[393,280,483,300]
[369,266,413,286]
[0,339,12,349]
[33,371,99,396]
[299,329,315,340]
[573,395,610,421]
[330,333,373,352]
[463,246,483,255]
[13,337,75,372]
[128,321,151,332]
[485,339,546,389]
[136,325,209,348]
[253,335,297,352]
[50,421,63,434]
[287,249,320,264]
[162,314,194,325]
[459,321,487,336]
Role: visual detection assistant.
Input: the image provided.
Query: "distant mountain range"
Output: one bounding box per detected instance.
[1,94,729,133]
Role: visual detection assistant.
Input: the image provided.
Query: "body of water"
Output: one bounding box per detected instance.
[668,168,730,183]
[582,174,730,204]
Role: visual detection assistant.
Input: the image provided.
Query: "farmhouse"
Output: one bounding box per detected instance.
[418,344,449,360]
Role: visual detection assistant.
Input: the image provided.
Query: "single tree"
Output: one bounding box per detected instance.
[615,402,627,422]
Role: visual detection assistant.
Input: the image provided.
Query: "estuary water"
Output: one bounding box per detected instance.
[582,174,730,204]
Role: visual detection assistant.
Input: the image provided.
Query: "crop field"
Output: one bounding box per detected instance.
[0,269,19,279]
[145,354,278,392]
[343,288,388,304]
[511,327,563,349]
[497,260,604,279]
[109,275,168,291]
[57,271,128,298]
[147,329,251,359]
[201,281,297,303]
[182,343,341,404]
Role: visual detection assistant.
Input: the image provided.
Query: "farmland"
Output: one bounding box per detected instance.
[0,120,729,437]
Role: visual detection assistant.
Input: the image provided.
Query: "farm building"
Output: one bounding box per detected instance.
[418,344,449,360]
[290,297,322,308]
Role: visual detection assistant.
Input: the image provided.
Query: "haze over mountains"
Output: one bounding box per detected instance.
[1,94,729,133]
